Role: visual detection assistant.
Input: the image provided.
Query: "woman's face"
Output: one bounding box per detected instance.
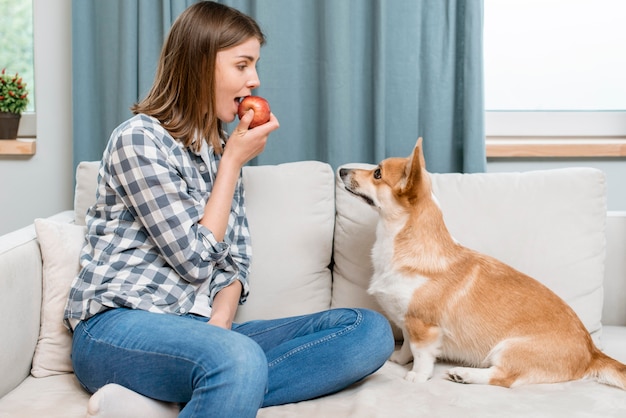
[214,37,262,123]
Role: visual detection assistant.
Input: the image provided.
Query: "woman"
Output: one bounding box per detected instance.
[64,2,393,417]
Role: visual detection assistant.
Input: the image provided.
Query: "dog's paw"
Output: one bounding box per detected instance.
[390,350,413,365]
[404,371,430,383]
[446,368,469,384]
[446,367,492,385]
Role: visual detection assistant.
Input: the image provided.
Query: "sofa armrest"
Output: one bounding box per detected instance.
[0,210,74,398]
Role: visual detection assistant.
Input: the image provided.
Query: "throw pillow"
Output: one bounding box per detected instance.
[234,161,335,322]
[32,218,86,377]
[74,161,100,226]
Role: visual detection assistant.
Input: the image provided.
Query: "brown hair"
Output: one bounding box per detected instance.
[131,1,265,153]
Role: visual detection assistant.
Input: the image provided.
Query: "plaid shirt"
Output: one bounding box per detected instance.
[64,114,251,327]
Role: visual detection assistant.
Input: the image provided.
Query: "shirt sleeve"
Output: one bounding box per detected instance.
[204,182,251,305]
[105,124,250,291]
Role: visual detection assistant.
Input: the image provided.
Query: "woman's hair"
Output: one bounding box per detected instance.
[131,1,265,153]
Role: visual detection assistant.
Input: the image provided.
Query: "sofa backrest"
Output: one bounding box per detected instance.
[237,162,335,321]
[332,164,608,346]
[73,160,336,322]
[604,212,626,326]
[75,161,612,347]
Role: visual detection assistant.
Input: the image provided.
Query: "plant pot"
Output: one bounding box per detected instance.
[0,111,21,140]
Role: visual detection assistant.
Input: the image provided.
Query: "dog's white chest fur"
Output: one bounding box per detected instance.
[368,219,427,327]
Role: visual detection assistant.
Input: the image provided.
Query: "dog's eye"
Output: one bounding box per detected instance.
[373,168,382,179]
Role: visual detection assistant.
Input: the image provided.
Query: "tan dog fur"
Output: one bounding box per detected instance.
[339,138,626,389]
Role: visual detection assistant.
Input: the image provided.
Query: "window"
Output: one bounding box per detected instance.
[483,0,626,157]
[0,0,35,137]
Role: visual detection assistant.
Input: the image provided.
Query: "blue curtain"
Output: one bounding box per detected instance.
[72,0,485,173]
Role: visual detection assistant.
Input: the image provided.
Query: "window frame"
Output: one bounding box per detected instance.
[17,112,36,137]
[485,111,626,158]
[483,0,626,158]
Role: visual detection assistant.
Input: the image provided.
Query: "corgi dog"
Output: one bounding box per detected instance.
[339,138,626,389]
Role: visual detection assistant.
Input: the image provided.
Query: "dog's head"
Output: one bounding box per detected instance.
[339,137,431,216]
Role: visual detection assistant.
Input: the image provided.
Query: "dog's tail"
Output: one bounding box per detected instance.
[586,350,626,390]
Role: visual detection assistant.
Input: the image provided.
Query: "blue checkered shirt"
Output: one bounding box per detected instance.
[64,114,251,327]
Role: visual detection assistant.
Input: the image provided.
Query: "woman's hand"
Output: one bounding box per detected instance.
[224,110,280,168]
[199,112,279,241]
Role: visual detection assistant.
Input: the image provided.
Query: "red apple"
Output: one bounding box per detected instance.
[238,96,271,128]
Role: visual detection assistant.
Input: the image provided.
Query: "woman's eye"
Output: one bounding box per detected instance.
[373,168,381,179]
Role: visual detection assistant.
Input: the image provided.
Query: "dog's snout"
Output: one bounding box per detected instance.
[339,168,349,179]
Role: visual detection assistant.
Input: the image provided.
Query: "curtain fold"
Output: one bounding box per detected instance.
[72,0,196,167]
[72,0,485,173]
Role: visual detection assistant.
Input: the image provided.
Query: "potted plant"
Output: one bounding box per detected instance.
[0,68,29,140]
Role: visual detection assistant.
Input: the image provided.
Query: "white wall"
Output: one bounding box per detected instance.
[0,0,73,236]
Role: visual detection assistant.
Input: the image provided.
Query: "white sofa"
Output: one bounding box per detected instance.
[1,160,625,417]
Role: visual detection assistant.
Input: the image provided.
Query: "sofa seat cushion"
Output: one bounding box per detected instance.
[0,374,90,418]
[332,166,607,346]
[2,327,625,418]
[258,354,626,417]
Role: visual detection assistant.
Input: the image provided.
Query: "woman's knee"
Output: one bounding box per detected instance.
[322,307,394,367]
[353,308,395,363]
[182,334,268,416]
[204,332,269,389]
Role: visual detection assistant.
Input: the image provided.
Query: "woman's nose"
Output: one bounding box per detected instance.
[247,70,260,89]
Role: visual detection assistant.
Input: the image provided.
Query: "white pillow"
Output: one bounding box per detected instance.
[235,161,336,322]
[332,165,607,346]
[74,161,100,226]
[331,164,384,312]
[32,218,86,377]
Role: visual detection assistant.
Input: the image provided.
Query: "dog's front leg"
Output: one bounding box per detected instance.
[390,327,413,365]
[404,323,442,383]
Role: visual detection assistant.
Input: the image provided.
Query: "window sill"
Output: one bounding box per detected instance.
[486,137,626,158]
[0,138,36,155]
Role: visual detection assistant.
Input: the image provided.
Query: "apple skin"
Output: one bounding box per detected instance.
[238,96,271,128]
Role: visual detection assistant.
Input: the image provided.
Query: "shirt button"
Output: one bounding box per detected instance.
[199,165,206,172]
[180,308,186,314]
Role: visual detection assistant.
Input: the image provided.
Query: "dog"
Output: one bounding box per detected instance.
[339,137,626,389]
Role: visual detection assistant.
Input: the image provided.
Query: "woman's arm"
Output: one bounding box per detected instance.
[202,111,279,326]
[208,279,243,329]
[199,110,279,241]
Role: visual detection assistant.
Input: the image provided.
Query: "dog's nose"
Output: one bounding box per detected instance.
[339,168,348,178]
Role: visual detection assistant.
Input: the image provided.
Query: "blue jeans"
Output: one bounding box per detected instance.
[71,307,394,418]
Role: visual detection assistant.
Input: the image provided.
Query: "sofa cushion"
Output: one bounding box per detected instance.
[603,212,626,326]
[235,161,335,321]
[0,374,90,417]
[32,219,86,377]
[74,160,336,322]
[332,165,607,346]
[332,163,384,315]
[74,161,100,226]
[256,359,626,417]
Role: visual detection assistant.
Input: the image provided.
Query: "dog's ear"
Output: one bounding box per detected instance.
[401,137,425,193]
